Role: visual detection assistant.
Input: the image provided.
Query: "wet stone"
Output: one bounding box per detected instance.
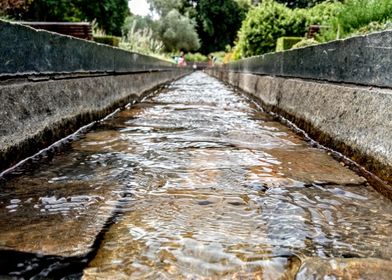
[296,257,392,280]
[0,72,391,279]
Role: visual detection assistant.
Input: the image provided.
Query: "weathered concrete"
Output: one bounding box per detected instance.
[226,30,392,88]
[0,20,173,76]
[0,19,191,172]
[206,70,392,194]
[0,70,189,172]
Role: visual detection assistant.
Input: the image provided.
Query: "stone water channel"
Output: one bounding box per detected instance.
[1,72,392,279]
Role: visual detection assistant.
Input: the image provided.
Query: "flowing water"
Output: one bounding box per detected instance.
[1,72,392,279]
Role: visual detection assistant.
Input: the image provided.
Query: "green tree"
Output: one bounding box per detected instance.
[147,0,185,16]
[13,0,83,21]
[122,14,157,36]
[0,0,33,18]
[77,0,129,36]
[147,0,247,53]
[195,0,244,54]
[3,0,129,35]
[158,9,200,51]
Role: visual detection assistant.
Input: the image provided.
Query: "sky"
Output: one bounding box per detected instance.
[128,0,151,16]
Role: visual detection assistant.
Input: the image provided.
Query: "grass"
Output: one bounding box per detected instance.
[327,0,392,39]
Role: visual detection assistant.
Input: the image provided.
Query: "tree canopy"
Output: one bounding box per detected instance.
[147,0,247,54]
[195,0,245,54]
[1,0,129,36]
[158,9,200,51]
[275,0,331,8]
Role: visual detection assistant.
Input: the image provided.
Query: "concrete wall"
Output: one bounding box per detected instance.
[206,31,392,196]
[0,21,173,76]
[226,30,392,88]
[0,20,190,172]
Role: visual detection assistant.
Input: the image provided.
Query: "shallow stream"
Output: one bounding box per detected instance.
[1,72,391,279]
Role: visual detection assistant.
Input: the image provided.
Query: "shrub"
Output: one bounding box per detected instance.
[185,53,208,62]
[318,0,392,41]
[336,0,392,36]
[351,20,392,36]
[93,36,120,47]
[120,21,164,55]
[305,0,342,27]
[276,37,303,51]
[291,38,319,49]
[235,0,307,58]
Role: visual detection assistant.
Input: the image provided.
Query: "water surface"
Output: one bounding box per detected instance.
[1,72,391,279]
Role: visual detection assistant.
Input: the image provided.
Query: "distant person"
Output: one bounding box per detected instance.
[208,55,215,67]
[178,51,187,67]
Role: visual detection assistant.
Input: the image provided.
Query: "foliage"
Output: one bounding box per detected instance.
[77,0,129,36]
[234,0,341,58]
[158,9,200,52]
[305,0,342,26]
[93,36,120,47]
[2,0,129,36]
[147,0,247,54]
[236,0,252,19]
[223,52,235,64]
[0,0,32,18]
[319,0,392,41]
[275,0,331,8]
[234,0,305,57]
[291,37,318,49]
[195,0,245,54]
[147,0,184,16]
[350,20,392,36]
[276,37,303,51]
[122,15,157,36]
[120,20,164,55]
[209,51,226,63]
[185,52,208,62]
[17,0,84,22]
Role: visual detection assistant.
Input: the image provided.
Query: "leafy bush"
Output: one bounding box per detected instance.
[318,0,392,41]
[93,36,120,47]
[120,21,164,55]
[305,1,342,26]
[291,38,319,49]
[234,0,341,58]
[336,0,392,36]
[185,53,208,62]
[234,0,307,58]
[350,20,392,36]
[276,37,303,51]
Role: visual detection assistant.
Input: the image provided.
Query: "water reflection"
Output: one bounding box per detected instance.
[0,72,391,279]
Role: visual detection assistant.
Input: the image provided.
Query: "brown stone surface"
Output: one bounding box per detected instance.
[0,178,118,257]
[296,257,392,280]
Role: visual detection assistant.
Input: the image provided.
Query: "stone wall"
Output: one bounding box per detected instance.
[0,20,190,171]
[225,30,392,88]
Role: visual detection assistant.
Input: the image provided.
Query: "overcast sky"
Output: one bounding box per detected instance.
[128,0,151,16]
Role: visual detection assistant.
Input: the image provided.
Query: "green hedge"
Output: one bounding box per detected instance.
[276,37,303,52]
[93,36,120,47]
[184,53,208,62]
[234,0,342,58]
